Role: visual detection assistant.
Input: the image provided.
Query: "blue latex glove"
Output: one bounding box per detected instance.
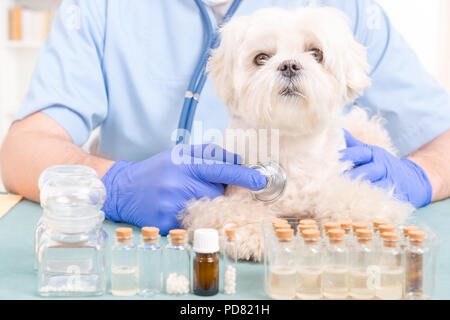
[101,144,267,234]
[339,130,432,208]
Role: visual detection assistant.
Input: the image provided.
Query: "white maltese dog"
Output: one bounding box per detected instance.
[181,7,414,261]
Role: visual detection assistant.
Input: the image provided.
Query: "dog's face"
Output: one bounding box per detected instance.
[208,7,371,135]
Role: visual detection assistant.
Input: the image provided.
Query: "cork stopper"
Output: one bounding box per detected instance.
[338,219,352,228]
[328,229,345,244]
[273,224,290,232]
[276,228,294,240]
[409,231,426,247]
[141,227,159,243]
[403,226,420,237]
[272,219,289,226]
[381,232,399,247]
[324,222,341,234]
[356,229,373,244]
[298,224,316,235]
[352,222,370,232]
[116,227,133,243]
[169,229,186,244]
[225,228,236,242]
[302,229,320,239]
[337,219,352,234]
[299,219,316,226]
[379,224,395,234]
[373,220,389,229]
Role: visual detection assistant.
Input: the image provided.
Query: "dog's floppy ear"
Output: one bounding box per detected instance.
[207,17,247,108]
[343,37,371,103]
[311,7,371,104]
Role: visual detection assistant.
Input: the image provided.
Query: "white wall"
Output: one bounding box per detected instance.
[377,0,447,86]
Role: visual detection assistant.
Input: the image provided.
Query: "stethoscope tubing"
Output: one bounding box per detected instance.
[176,0,242,144]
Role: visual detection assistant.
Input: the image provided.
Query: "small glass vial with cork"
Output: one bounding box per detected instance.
[111,228,139,296]
[268,228,297,300]
[372,220,389,237]
[222,228,238,295]
[193,229,220,296]
[338,220,352,238]
[322,229,349,299]
[164,229,191,295]
[401,226,420,251]
[297,223,317,247]
[405,230,429,300]
[349,229,378,300]
[296,229,323,300]
[138,227,162,297]
[377,232,404,300]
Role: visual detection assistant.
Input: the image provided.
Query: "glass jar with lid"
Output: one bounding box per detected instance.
[36,164,107,296]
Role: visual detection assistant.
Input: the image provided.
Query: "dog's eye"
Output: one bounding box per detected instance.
[254,53,270,66]
[310,48,324,63]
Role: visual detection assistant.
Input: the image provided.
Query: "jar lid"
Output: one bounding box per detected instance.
[193,228,219,253]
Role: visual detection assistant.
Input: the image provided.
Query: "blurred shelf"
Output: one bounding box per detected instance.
[4,40,43,49]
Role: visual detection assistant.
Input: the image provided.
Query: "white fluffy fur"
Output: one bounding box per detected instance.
[181,7,414,261]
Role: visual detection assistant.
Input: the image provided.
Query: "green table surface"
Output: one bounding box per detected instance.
[0,198,449,300]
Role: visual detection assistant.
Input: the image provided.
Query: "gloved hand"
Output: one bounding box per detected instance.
[339,130,432,208]
[101,144,267,234]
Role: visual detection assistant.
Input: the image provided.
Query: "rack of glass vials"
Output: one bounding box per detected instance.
[262,218,439,300]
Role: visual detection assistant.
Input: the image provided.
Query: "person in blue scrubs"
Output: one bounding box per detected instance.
[0,0,449,234]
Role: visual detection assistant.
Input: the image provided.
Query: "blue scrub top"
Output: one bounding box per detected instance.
[16,0,450,160]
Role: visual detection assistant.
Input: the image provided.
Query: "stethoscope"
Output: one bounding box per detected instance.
[175,0,242,145]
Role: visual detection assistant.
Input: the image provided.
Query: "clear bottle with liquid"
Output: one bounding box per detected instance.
[405,231,430,300]
[296,229,323,300]
[111,228,139,296]
[377,232,404,300]
[164,229,191,295]
[37,165,107,297]
[247,161,286,202]
[349,229,378,300]
[138,227,162,296]
[322,229,349,299]
[222,228,238,295]
[268,228,297,300]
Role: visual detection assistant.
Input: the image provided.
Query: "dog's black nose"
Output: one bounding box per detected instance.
[278,60,302,78]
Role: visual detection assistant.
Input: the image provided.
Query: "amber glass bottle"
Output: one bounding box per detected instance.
[193,229,220,296]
